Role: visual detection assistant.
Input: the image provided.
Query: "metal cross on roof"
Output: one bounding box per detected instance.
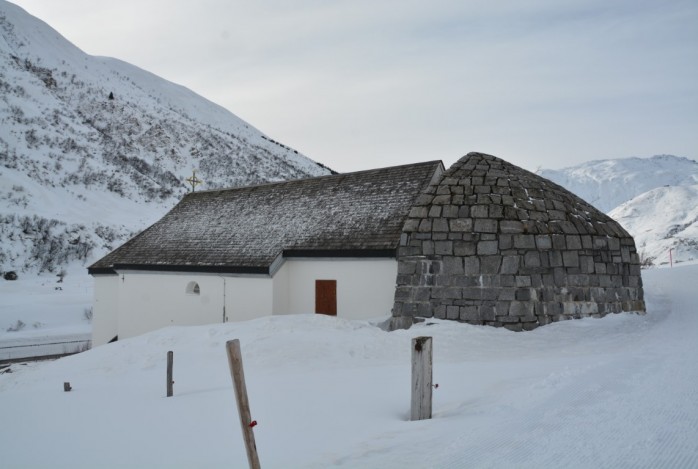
[186,170,203,192]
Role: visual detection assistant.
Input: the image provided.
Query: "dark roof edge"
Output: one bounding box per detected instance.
[87,249,397,276]
[282,248,397,258]
[89,264,271,275]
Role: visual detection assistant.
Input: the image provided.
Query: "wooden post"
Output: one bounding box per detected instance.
[166,351,174,397]
[411,336,433,421]
[226,339,261,469]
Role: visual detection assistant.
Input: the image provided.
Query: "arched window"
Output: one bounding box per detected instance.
[186,281,200,295]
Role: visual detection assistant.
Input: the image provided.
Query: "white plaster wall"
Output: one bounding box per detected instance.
[92,275,120,346]
[223,276,275,322]
[110,271,274,342]
[93,259,393,344]
[116,272,225,341]
[273,258,397,319]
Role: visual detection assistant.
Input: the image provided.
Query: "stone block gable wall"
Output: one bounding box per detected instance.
[392,152,646,331]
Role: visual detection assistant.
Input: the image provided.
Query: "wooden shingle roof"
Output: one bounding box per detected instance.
[88,161,443,274]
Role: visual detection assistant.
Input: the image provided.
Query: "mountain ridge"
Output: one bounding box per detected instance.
[539,155,698,266]
[537,154,698,213]
[0,0,331,273]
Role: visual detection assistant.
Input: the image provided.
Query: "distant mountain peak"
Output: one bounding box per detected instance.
[537,154,698,213]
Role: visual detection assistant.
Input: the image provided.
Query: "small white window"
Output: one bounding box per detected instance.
[186,281,200,295]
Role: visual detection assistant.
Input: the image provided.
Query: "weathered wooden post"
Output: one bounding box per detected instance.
[411,336,433,421]
[226,339,261,469]
[166,351,174,397]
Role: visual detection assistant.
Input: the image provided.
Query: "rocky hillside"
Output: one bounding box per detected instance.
[0,1,331,273]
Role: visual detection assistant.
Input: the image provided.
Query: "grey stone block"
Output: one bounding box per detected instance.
[450,218,473,232]
[463,256,480,274]
[535,235,552,250]
[566,235,582,249]
[433,218,449,232]
[471,205,489,218]
[454,241,476,256]
[442,256,464,275]
[499,220,524,234]
[515,275,532,287]
[418,219,432,232]
[489,205,504,219]
[501,256,519,274]
[446,305,460,320]
[481,256,502,274]
[477,240,499,255]
[409,207,429,218]
[551,234,566,250]
[474,219,498,233]
[524,251,541,267]
[434,241,453,255]
[442,205,459,218]
[513,235,536,249]
[432,195,451,205]
[562,251,579,267]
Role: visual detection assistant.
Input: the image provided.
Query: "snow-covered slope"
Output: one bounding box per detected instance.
[1,265,697,467]
[538,155,698,267]
[609,185,698,266]
[0,0,331,273]
[538,155,698,213]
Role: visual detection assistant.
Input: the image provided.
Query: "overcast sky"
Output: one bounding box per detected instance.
[11,0,698,173]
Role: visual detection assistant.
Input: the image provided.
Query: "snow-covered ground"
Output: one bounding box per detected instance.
[0,263,92,361]
[1,264,696,468]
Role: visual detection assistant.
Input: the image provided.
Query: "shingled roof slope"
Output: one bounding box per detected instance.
[89,161,443,274]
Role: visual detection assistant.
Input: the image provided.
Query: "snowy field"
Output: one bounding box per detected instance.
[0,264,92,361]
[1,264,697,468]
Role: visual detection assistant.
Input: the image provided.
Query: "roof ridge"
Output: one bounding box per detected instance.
[186,160,444,196]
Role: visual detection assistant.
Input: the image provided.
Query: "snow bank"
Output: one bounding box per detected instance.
[1,265,697,468]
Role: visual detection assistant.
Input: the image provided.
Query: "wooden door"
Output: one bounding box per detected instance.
[315,280,337,316]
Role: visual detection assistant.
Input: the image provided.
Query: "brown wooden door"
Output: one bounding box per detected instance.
[315,280,337,316]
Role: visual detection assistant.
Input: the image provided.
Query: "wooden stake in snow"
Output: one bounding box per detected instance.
[226,339,261,469]
[166,351,174,397]
[411,336,433,421]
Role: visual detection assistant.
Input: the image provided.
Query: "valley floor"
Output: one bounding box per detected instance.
[0,264,91,361]
[0,265,697,468]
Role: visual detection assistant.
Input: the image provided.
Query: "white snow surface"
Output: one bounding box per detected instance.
[0,262,92,359]
[1,264,697,468]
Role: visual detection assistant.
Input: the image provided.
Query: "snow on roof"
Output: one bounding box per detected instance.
[89,161,443,274]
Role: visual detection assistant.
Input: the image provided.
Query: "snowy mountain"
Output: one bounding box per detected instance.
[609,185,698,266]
[538,155,698,266]
[537,155,698,213]
[0,1,331,273]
